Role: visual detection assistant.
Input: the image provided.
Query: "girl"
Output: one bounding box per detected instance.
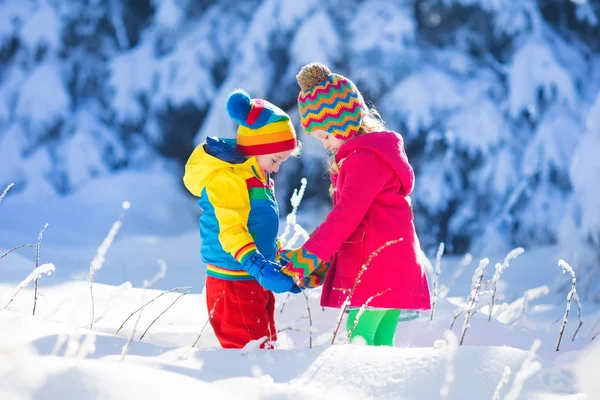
[184,90,298,349]
[279,63,431,346]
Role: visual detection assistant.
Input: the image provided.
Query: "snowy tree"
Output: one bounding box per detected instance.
[1,0,599,285]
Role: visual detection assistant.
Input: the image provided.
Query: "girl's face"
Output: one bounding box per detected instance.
[310,130,346,152]
[255,149,294,177]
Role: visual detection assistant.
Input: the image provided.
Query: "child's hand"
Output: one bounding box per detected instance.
[241,251,295,293]
[277,248,329,288]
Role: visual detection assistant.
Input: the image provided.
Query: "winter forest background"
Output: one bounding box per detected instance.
[2,0,599,299]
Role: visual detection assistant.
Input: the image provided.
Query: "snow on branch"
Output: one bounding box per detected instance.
[89,201,130,329]
[280,178,308,247]
[430,242,445,321]
[0,183,14,204]
[2,263,56,311]
[489,248,524,321]
[556,259,577,351]
[459,258,489,345]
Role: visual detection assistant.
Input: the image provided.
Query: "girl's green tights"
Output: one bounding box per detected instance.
[346,309,401,346]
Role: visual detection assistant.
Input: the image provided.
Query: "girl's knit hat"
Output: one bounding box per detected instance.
[226,90,297,156]
[296,63,365,140]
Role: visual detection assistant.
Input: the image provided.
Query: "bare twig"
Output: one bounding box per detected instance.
[277,315,310,334]
[139,292,188,340]
[115,286,190,335]
[279,293,292,314]
[572,294,583,342]
[0,244,35,261]
[431,242,445,321]
[557,259,576,351]
[33,223,48,316]
[90,201,130,329]
[450,310,463,330]
[192,293,224,348]
[0,183,14,204]
[302,290,313,348]
[120,262,170,361]
[331,239,403,344]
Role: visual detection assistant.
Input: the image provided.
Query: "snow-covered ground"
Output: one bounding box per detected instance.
[1,175,598,399]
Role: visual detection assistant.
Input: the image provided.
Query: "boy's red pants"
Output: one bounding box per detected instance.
[206,276,277,349]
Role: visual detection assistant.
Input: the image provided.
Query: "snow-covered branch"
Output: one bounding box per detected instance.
[556,259,577,351]
[2,263,56,311]
[489,248,524,321]
[430,242,445,321]
[460,258,489,345]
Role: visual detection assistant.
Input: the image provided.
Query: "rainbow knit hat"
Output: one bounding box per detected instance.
[297,63,365,140]
[226,90,297,156]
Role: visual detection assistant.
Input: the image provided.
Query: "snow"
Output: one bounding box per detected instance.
[288,11,341,70]
[380,68,461,137]
[153,0,183,29]
[15,63,70,136]
[152,42,215,111]
[19,4,62,51]
[0,0,35,42]
[446,95,504,157]
[1,180,598,399]
[109,43,155,124]
[509,40,578,117]
[0,274,593,399]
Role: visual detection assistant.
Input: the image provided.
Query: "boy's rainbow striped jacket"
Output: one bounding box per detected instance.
[183,137,279,281]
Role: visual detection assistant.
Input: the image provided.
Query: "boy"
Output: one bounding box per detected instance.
[183,90,298,348]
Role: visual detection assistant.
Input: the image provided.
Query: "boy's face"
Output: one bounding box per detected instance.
[255,149,294,177]
[310,130,346,152]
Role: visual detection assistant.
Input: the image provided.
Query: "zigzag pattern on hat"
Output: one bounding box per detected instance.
[298,75,363,140]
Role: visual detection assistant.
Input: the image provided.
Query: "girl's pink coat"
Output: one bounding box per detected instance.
[304,131,431,310]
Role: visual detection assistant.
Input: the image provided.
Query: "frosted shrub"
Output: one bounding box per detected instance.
[459,258,489,345]
[556,259,577,351]
[280,178,308,246]
[440,330,458,399]
[430,242,445,321]
[492,366,511,400]
[489,248,524,321]
[0,183,14,204]
[504,340,542,400]
[32,223,49,315]
[120,259,170,361]
[2,263,56,311]
[89,201,130,329]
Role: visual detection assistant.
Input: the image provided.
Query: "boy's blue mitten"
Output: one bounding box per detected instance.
[241,251,296,294]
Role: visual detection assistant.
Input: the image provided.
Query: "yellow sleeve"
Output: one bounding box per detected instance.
[205,170,258,262]
[183,145,206,196]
